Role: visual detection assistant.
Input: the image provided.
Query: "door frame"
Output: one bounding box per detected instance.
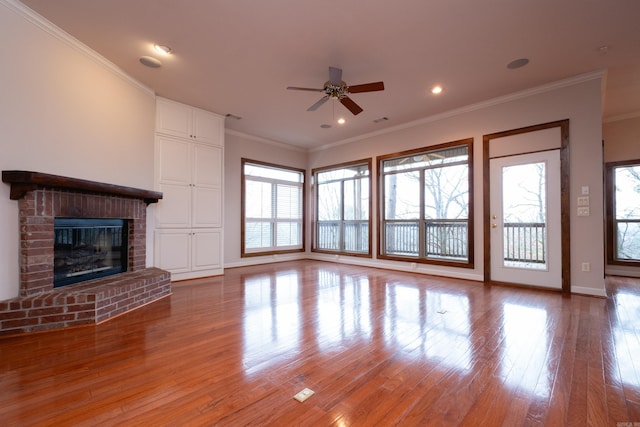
[483,120,571,292]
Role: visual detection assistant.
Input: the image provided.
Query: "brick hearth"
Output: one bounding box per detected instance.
[0,171,170,336]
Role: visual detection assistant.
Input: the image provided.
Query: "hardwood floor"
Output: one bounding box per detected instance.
[1,260,639,426]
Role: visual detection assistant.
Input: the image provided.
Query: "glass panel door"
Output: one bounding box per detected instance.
[490,150,561,288]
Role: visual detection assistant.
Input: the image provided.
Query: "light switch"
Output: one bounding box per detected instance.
[577,196,590,207]
[577,207,590,216]
[581,186,590,195]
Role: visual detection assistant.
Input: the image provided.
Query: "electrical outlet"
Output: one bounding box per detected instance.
[577,207,590,217]
[293,388,315,402]
[581,262,591,272]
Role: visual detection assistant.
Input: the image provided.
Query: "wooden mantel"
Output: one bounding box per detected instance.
[2,170,162,204]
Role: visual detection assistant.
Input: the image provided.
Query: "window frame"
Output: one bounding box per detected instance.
[241,158,306,257]
[312,158,372,257]
[377,138,474,268]
[605,159,640,267]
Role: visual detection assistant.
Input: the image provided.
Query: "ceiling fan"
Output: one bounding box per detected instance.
[287,66,384,115]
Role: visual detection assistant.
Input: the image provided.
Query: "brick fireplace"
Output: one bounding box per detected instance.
[0,171,171,336]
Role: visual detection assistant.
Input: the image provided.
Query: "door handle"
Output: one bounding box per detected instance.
[492,223,497,228]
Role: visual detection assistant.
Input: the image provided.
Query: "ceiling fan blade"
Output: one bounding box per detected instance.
[340,96,364,115]
[329,67,343,85]
[287,86,324,92]
[307,95,330,111]
[347,81,385,93]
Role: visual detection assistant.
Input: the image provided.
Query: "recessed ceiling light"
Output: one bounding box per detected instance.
[139,56,162,68]
[373,117,389,123]
[507,58,529,70]
[154,44,173,56]
[431,85,443,95]
[320,124,331,129]
[337,118,346,125]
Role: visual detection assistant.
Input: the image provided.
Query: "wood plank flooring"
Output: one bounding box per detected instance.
[1,260,639,426]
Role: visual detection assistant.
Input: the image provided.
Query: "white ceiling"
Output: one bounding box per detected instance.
[19,0,640,149]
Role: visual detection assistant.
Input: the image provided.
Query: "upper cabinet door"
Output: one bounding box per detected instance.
[156,136,191,185]
[156,97,223,144]
[192,108,223,145]
[156,98,193,139]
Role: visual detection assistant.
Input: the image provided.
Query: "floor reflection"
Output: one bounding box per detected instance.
[384,282,471,370]
[501,303,550,397]
[239,262,640,400]
[242,270,301,374]
[611,291,640,388]
[316,269,372,349]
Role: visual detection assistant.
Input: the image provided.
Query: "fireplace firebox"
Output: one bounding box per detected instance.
[54,218,128,287]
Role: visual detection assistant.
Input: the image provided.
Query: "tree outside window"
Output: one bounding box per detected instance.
[607,161,640,265]
[313,160,371,256]
[378,139,473,267]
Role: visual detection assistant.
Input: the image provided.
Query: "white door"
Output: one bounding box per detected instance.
[489,150,562,288]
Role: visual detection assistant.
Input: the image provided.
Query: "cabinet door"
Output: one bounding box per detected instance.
[191,229,222,271]
[156,98,193,139]
[154,229,191,274]
[157,136,191,184]
[192,143,222,227]
[193,108,223,144]
[192,186,221,227]
[193,143,222,187]
[156,183,191,227]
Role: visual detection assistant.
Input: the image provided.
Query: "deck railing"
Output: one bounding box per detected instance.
[316,221,369,253]
[319,220,546,263]
[384,221,468,260]
[615,219,640,260]
[503,222,546,264]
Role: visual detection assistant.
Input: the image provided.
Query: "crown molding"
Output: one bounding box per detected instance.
[603,110,640,123]
[312,70,606,153]
[1,0,154,97]
[225,128,307,152]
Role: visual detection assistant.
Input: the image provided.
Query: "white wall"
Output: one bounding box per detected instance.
[308,75,606,296]
[223,131,308,267]
[0,1,156,299]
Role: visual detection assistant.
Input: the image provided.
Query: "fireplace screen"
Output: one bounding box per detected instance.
[54,218,128,287]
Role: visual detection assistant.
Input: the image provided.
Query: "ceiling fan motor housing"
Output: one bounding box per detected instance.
[287,66,384,115]
[323,80,348,99]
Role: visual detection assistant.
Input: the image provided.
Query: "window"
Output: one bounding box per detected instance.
[606,160,640,265]
[378,139,473,267]
[242,159,305,256]
[313,160,371,256]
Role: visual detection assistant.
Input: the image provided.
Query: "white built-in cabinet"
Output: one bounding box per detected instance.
[154,97,224,280]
